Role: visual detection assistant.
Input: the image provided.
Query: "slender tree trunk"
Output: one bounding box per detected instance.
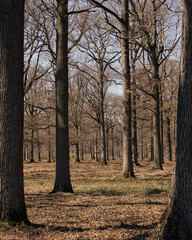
[48,127,51,163]
[52,0,73,193]
[37,130,41,162]
[81,141,84,160]
[132,64,139,166]
[166,117,172,162]
[30,129,34,163]
[75,143,80,162]
[156,2,192,238]
[0,0,29,224]
[106,128,109,161]
[95,134,99,161]
[160,84,164,164]
[140,125,144,160]
[150,119,154,161]
[111,127,115,160]
[153,83,163,169]
[122,0,134,177]
[99,71,107,165]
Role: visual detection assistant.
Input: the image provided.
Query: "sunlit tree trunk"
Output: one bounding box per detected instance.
[122,0,134,177]
[0,0,29,223]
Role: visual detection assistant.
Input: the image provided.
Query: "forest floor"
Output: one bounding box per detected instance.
[0,157,173,240]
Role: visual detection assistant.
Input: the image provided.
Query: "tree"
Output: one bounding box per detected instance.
[52,0,73,193]
[0,0,29,223]
[129,0,180,169]
[88,0,135,177]
[156,1,192,238]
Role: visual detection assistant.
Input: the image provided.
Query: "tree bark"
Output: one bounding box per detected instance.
[156,1,192,238]
[52,0,73,193]
[153,84,163,170]
[0,0,29,224]
[150,118,154,161]
[111,127,115,160]
[132,64,139,166]
[48,127,51,163]
[166,117,172,162]
[75,143,80,162]
[160,84,164,164]
[99,69,107,165]
[122,0,134,177]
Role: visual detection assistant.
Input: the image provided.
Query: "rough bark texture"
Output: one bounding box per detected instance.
[122,0,134,177]
[0,0,29,224]
[156,1,192,239]
[52,0,73,193]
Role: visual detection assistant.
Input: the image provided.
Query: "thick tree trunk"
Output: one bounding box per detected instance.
[0,0,28,224]
[121,0,134,177]
[52,0,73,193]
[156,2,192,238]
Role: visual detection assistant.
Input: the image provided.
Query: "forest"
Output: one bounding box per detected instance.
[0,0,192,239]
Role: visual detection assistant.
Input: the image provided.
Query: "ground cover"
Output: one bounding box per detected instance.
[0,157,173,239]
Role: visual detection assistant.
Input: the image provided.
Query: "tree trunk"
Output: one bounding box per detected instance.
[81,141,84,160]
[166,117,172,162]
[150,117,154,161]
[140,125,144,160]
[52,0,73,193]
[153,83,163,170]
[99,70,107,165]
[37,130,41,162]
[106,128,109,161]
[156,2,192,238]
[48,127,51,163]
[75,143,80,162]
[0,0,29,224]
[111,127,115,160]
[132,64,139,166]
[121,0,134,177]
[160,84,164,164]
[95,134,99,161]
[29,105,34,163]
